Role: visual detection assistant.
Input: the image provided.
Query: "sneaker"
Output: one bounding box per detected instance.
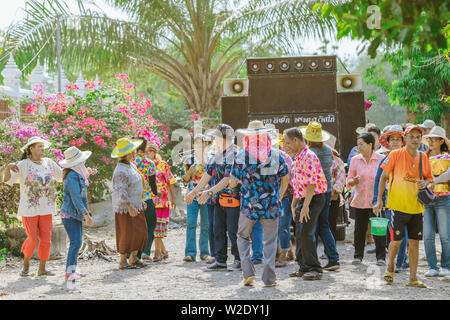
[65,273,81,281]
[74,272,86,277]
[320,253,327,260]
[183,255,195,262]
[227,260,241,271]
[366,248,376,254]
[323,261,340,271]
[252,259,263,265]
[376,259,386,266]
[243,275,256,286]
[206,257,216,264]
[425,269,439,277]
[206,261,227,270]
[439,268,450,277]
[143,256,153,262]
[352,258,362,265]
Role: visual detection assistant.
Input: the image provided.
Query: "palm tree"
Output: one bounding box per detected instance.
[4,0,334,116]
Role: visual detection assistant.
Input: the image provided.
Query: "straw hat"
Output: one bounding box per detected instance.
[20,136,51,153]
[236,120,272,136]
[379,124,405,149]
[111,138,143,158]
[423,126,450,149]
[300,121,331,143]
[59,147,92,168]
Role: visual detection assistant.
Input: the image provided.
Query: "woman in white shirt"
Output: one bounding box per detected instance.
[4,137,62,277]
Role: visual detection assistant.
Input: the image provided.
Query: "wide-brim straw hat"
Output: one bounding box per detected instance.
[59,147,92,168]
[20,136,51,152]
[111,138,143,158]
[379,124,405,149]
[300,121,331,143]
[236,120,273,136]
[423,126,450,149]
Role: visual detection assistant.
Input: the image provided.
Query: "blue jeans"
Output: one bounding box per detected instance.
[424,195,450,270]
[278,196,293,252]
[62,218,82,273]
[252,220,263,262]
[314,192,339,263]
[185,200,210,259]
[207,204,216,257]
[385,209,409,267]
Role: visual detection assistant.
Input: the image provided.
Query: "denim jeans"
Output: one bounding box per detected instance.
[314,192,339,263]
[207,204,216,257]
[251,220,263,262]
[185,200,210,259]
[424,195,450,270]
[214,204,240,264]
[278,195,293,252]
[385,209,409,267]
[62,218,83,273]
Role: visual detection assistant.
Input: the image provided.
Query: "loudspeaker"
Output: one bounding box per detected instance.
[337,74,362,91]
[223,79,249,96]
[337,91,365,161]
[248,73,337,114]
[221,96,249,131]
[247,56,337,75]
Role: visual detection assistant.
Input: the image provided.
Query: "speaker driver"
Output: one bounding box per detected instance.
[294,61,304,70]
[266,62,275,72]
[280,61,289,71]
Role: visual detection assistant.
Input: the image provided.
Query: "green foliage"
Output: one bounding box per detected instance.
[364,47,450,123]
[0,248,7,262]
[315,0,449,58]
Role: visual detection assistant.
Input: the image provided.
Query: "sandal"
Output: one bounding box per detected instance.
[162,252,169,260]
[406,280,427,288]
[153,255,163,262]
[38,270,55,277]
[20,269,30,277]
[183,255,195,262]
[119,263,137,270]
[383,270,395,284]
[289,271,305,278]
[132,260,146,268]
[275,259,287,268]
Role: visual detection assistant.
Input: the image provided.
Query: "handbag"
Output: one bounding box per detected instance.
[218,193,240,208]
[417,152,435,205]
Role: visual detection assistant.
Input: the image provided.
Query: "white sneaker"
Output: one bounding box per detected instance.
[424,269,439,277]
[439,268,450,277]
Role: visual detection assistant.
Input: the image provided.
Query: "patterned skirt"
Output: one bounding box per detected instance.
[154,208,170,239]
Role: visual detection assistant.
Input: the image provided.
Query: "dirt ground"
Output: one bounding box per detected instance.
[0,219,449,300]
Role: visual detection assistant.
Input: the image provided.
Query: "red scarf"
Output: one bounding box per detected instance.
[243,134,272,162]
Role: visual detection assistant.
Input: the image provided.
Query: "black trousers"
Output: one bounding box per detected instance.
[294,193,326,273]
[328,199,340,241]
[353,207,386,261]
[214,204,240,264]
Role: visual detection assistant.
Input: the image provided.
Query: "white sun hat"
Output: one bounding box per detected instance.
[20,136,51,153]
[59,146,92,168]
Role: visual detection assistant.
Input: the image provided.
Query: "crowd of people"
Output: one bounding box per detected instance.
[2,117,449,288]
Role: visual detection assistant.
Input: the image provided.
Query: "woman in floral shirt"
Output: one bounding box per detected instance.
[147,144,177,261]
[423,126,450,277]
[132,137,159,262]
[4,136,62,277]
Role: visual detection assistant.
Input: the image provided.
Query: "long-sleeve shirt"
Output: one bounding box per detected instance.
[112,163,145,214]
[292,147,327,199]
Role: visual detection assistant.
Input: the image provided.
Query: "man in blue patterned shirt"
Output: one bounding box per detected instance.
[229,121,289,287]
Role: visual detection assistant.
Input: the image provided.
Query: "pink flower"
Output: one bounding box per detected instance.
[191,113,200,120]
[364,99,373,111]
[25,104,37,114]
[65,83,80,90]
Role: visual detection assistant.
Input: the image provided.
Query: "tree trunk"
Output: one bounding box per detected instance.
[406,106,419,124]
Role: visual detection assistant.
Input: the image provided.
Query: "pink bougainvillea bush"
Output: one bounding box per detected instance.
[22,74,166,202]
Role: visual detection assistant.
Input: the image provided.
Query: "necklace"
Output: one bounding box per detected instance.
[30,158,42,165]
